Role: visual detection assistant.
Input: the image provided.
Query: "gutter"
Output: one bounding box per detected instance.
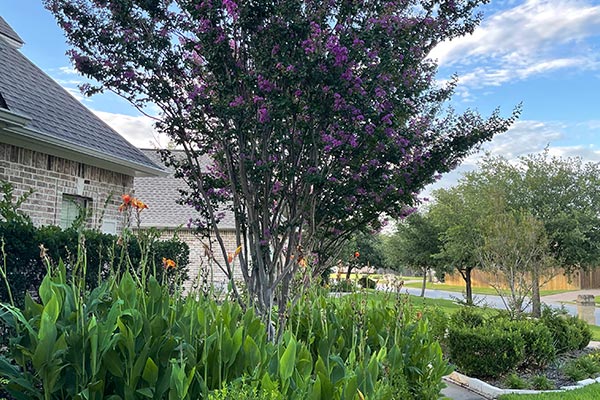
[0,108,167,177]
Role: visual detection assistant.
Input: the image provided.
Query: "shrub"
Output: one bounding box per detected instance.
[529,375,554,390]
[504,372,529,389]
[446,325,525,378]
[562,352,600,382]
[0,219,190,306]
[357,276,376,289]
[449,306,486,329]
[497,318,556,368]
[540,306,591,353]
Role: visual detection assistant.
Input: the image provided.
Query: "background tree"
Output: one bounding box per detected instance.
[431,151,600,315]
[478,210,554,318]
[429,182,489,305]
[46,0,518,323]
[463,152,600,316]
[337,231,385,280]
[384,211,447,296]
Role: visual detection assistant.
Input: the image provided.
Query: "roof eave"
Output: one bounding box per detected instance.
[0,108,167,177]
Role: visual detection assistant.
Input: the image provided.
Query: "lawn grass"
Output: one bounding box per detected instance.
[498,383,600,399]
[367,291,600,341]
[589,324,600,341]
[403,281,572,297]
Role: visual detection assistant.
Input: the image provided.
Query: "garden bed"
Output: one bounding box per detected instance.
[485,346,599,390]
[446,344,600,399]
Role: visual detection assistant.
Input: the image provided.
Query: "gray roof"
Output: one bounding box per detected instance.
[0,18,163,176]
[134,149,236,230]
[0,16,23,46]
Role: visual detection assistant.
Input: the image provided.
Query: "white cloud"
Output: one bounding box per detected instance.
[548,145,600,162]
[92,110,170,149]
[58,66,79,75]
[424,120,568,195]
[430,0,600,88]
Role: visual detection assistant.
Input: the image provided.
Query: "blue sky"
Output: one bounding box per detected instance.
[1,0,600,190]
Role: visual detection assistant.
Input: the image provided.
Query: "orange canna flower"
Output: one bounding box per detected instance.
[122,194,132,204]
[228,245,242,263]
[233,245,242,257]
[354,251,360,258]
[162,257,176,269]
[132,198,148,210]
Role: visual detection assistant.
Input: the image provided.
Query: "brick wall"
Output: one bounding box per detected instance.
[158,228,243,293]
[0,142,132,231]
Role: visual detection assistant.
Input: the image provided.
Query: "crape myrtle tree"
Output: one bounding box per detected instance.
[46,0,518,323]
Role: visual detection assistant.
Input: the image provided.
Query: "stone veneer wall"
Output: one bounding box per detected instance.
[158,228,243,293]
[0,142,131,231]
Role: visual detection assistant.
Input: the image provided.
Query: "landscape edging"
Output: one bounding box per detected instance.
[443,371,600,399]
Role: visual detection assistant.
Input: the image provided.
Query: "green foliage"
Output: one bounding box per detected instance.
[0,219,190,307]
[446,307,561,376]
[540,306,591,354]
[328,279,357,293]
[288,292,452,400]
[357,276,376,289]
[529,375,554,390]
[0,253,452,400]
[0,180,33,224]
[420,306,449,343]
[383,212,447,276]
[446,324,525,378]
[503,373,529,389]
[496,318,556,368]
[449,306,486,329]
[562,352,600,382]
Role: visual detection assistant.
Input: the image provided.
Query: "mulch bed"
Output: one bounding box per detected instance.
[483,348,597,390]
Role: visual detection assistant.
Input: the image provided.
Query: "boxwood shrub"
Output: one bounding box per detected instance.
[540,306,591,353]
[447,324,525,378]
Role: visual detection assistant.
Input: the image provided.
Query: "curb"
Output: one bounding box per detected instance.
[443,342,600,399]
[443,372,600,399]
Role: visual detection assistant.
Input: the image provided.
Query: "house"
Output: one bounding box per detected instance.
[134,149,241,291]
[0,16,164,232]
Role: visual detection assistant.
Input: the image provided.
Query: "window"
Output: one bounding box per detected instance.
[60,194,91,229]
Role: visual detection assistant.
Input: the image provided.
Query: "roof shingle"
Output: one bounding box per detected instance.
[0,17,162,174]
[134,149,236,230]
[0,16,23,46]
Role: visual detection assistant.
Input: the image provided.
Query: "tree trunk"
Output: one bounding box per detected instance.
[457,267,474,306]
[531,265,541,317]
[345,264,353,280]
[420,267,427,297]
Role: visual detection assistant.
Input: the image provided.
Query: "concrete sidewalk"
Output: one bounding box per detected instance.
[541,289,600,303]
[441,381,488,400]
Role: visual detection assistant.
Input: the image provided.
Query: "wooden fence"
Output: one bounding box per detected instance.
[443,269,585,291]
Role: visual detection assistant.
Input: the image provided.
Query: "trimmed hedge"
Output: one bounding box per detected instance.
[0,220,190,307]
[447,324,525,377]
[445,306,585,378]
[540,306,591,353]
